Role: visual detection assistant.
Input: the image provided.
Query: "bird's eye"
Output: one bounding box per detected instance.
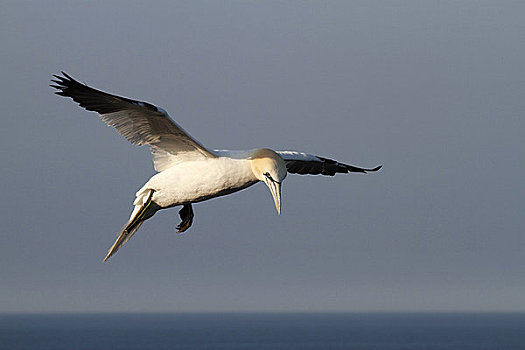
[264,172,281,184]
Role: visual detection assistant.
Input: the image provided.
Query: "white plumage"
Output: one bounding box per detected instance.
[51,72,381,261]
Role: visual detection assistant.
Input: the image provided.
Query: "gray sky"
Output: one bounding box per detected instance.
[1,1,524,313]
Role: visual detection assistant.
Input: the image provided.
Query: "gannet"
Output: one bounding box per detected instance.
[51,72,382,261]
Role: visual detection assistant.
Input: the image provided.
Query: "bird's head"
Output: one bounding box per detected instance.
[250,148,288,215]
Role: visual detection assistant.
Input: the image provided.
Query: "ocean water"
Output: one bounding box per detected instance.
[1,313,524,350]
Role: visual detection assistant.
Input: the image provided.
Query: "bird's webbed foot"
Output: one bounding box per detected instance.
[176,203,194,233]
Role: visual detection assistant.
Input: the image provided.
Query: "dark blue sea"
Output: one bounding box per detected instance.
[1,313,524,350]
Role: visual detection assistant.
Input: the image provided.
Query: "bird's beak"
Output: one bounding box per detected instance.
[265,179,282,215]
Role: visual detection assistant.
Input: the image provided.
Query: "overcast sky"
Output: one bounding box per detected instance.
[1,1,524,313]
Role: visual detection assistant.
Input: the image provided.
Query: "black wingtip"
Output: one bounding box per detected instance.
[51,71,78,86]
[367,165,382,172]
[51,72,85,96]
[61,71,74,80]
[51,73,67,90]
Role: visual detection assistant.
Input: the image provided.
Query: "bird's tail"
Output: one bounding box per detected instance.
[104,189,155,262]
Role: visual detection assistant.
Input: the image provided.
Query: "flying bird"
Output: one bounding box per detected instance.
[51,72,381,261]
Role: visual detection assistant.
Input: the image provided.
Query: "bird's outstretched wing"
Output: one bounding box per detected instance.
[277,150,382,176]
[51,72,216,171]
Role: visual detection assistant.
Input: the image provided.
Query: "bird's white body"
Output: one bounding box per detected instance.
[137,156,257,208]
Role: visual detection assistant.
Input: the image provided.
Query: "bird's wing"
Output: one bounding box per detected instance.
[51,72,216,172]
[277,150,382,176]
